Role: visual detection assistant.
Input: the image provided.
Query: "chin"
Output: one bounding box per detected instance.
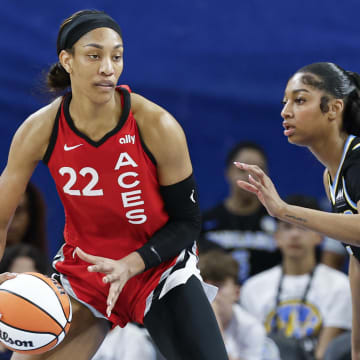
[91,92,115,105]
[287,135,309,148]
[286,249,305,257]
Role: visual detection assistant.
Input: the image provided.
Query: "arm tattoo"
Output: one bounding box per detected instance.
[284,214,307,223]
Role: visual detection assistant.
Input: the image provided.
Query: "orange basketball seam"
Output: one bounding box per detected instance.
[26,273,71,322]
[0,289,65,333]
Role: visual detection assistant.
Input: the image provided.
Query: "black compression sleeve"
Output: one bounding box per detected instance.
[136,174,201,270]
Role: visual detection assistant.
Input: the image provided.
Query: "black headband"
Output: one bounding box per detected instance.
[57,13,122,55]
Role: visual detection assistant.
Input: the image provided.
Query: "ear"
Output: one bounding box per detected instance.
[328,99,344,121]
[59,50,73,74]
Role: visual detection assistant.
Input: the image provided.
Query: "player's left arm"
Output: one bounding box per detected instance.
[131,92,200,270]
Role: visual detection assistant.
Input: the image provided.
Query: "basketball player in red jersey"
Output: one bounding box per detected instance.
[0,10,228,360]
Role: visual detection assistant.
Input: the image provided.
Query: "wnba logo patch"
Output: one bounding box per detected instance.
[265,300,322,338]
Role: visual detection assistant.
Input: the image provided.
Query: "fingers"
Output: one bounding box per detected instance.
[75,247,114,274]
[75,247,105,265]
[102,273,118,283]
[236,180,258,194]
[234,162,266,183]
[106,282,124,317]
[248,174,262,189]
[0,272,17,284]
[89,262,114,274]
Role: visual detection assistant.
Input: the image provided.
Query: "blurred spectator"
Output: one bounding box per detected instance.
[6,182,47,254]
[199,250,272,360]
[240,195,352,360]
[321,236,348,272]
[199,141,280,283]
[92,323,157,360]
[0,243,50,359]
[323,331,351,360]
[0,244,50,275]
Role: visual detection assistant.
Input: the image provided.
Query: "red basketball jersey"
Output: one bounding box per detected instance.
[44,86,177,326]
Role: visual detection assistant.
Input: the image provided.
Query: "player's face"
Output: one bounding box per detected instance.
[213,278,239,311]
[275,222,322,259]
[281,73,330,147]
[66,27,124,103]
[226,148,267,195]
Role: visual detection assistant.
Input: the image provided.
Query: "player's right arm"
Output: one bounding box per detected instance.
[0,98,61,260]
[235,162,360,246]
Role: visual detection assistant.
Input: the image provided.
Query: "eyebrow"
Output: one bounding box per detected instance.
[83,43,123,49]
[292,88,310,94]
[283,88,310,99]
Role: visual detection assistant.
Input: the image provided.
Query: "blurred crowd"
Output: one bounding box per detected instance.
[0,141,352,360]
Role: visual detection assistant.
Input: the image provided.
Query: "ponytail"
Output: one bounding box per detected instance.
[343,71,360,136]
[46,62,71,93]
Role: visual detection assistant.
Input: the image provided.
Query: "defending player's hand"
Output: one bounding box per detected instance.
[75,247,145,317]
[234,162,286,218]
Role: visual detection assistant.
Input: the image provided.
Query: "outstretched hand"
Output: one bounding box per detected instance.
[75,248,145,317]
[234,162,286,218]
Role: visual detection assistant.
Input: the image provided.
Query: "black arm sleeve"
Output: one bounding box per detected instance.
[136,174,201,270]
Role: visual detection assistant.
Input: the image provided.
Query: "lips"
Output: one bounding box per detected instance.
[283,121,295,137]
[94,80,115,88]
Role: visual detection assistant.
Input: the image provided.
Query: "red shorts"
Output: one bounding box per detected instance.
[53,243,177,327]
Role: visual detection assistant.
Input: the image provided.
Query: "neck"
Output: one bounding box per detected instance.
[217,306,233,330]
[69,90,121,141]
[308,132,348,180]
[70,88,120,123]
[225,192,261,215]
[282,255,316,275]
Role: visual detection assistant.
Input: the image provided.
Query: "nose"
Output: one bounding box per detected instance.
[99,57,114,76]
[281,101,293,119]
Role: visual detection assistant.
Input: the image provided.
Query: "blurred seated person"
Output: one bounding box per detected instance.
[6,182,47,255]
[323,331,351,360]
[0,243,50,275]
[199,250,272,360]
[199,141,280,283]
[321,236,348,272]
[92,323,157,360]
[240,195,352,360]
[0,244,51,359]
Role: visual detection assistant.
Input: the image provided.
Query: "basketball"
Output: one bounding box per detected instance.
[0,272,72,354]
